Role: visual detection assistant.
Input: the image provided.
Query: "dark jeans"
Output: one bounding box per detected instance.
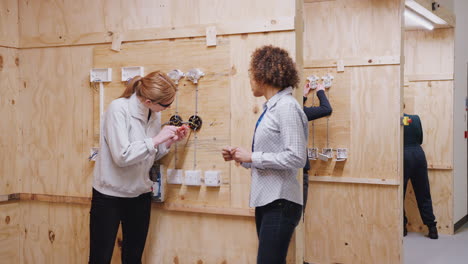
[255,199,303,264]
[403,146,436,227]
[89,188,152,264]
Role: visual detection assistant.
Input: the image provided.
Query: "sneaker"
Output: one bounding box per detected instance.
[428,226,438,239]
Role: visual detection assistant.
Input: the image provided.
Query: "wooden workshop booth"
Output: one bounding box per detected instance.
[0,0,456,263]
[403,1,456,235]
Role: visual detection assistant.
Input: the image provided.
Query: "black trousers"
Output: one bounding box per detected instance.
[255,199,303,264]
[403,146,436,227]
[89,188,152,264]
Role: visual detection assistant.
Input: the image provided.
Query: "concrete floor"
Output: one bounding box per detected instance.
[404,222,468,264]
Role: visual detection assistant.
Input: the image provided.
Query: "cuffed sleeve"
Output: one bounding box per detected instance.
[251,152,264,169]
[241,162,252,169]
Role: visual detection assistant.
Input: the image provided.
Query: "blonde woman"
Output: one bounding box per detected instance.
[89,71,188,263]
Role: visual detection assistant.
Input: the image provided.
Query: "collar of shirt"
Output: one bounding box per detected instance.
[264,86,293,110]
[129,93,153,122]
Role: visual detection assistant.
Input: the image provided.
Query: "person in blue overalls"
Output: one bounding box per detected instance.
[403,113,438,239]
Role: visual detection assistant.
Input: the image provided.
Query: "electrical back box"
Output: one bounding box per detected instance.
[90,68,112,82]
[122,66,144,81]
[167,169,183,185]
[184,170,202,186]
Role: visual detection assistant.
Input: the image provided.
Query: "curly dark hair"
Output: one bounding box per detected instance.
[249,45,299,89]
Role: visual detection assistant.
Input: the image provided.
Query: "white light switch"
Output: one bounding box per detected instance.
[204,171,221,187]
[167,169,183,185]
[184,170,201,186]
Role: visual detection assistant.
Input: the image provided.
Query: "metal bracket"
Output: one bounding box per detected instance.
[306,75,319,90]
[336,148,348,161]
[168,69,185,84]
[319,148,333,161]
[185,68,205,84]
[308,148,318,160]
[322,74,334,88]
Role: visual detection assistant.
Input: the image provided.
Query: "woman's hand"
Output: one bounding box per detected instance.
[316,83,325,92]
[232,147,252,163]
[164,125,190,148]
[222,146,235,161]
[303,82,312,97]
[153,125,178,147]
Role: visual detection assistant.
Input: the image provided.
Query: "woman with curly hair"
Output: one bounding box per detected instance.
[222,45,308,264]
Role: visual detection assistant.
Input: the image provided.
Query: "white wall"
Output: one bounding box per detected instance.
[452,0,468,224]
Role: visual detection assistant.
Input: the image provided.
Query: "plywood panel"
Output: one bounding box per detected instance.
[303,0,403,263]
[144,208,258,263]
[0,203,20,263]
[17,46,95,197]
[0,0,19,47]
[305,66,400,180]
[405,29,454,76]
[18,0,294,47]
[18,201,97,264]
[305,183,401,264]
[93,38,232,208]
[405,170,453,235]
[304,0,402,60]
[404,81,453,168]
[0,47,19,194]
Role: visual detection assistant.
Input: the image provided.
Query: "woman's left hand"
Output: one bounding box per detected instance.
[232,147,253,163]
[165,125,189,147]
[174,125,189,141]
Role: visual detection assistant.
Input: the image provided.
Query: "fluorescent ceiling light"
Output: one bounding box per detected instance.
[405,9,434,30]
[405,0,448,25]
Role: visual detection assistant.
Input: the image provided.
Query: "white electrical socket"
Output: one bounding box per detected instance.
[90,68,112,82]
[167,169,183,185]
[204,171,221,187]
[184,170,202,186]
[121,66,144,82]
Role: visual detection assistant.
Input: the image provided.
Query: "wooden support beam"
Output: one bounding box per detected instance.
[0,192,255,217]
[19,17,295,49]
[153,203,254,217]
[309,176,400,186]
[304,55,401,69]
[406,73,454,82]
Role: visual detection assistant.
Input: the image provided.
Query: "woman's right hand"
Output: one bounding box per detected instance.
[303,82,312,97]
[316,83,325,92]
[222,146,235,161]
[152,126,178,147]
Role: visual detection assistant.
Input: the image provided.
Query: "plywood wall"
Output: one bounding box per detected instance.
[0,203,20,264]
[17,46,95,197]
[0,0,18,47]
[303,0,403,263]
[0,47,19,195]
[404,28,455,234]
[5,0,304,263]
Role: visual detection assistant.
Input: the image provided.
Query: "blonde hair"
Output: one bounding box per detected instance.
[119,71,177,104]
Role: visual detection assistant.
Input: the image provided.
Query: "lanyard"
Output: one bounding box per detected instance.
[252,106,268,151]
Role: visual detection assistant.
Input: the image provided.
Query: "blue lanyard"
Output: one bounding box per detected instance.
[252,106,268,151]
